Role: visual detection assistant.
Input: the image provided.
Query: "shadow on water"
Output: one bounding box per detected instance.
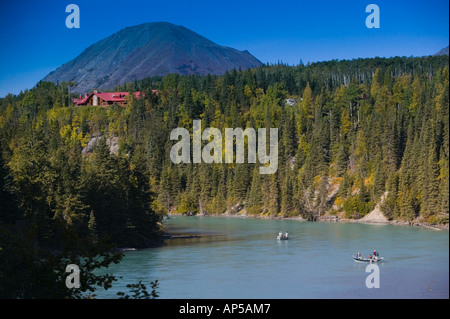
[163,227,244,247]
[164,235,243,247]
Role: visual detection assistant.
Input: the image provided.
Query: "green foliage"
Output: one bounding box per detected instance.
[177,192,199,215]
[0,221,123,299]
[343,196,373,218]
[0,54,449,297]
[117,280,159,299]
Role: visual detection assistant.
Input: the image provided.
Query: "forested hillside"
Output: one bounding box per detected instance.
[1,55,448,236]
[1,55,448,297]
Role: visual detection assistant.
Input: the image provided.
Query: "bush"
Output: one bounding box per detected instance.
[176,192,199,215]
[343,196,373,218]
[246,205,263,216]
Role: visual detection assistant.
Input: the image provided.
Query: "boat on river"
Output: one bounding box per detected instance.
[277,234,289,240]
[353,256,384,263]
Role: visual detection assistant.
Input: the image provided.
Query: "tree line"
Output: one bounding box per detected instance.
[0,54,448,297]
[114,55,448,224]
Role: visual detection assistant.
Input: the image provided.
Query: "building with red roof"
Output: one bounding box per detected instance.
[73,90,154,107]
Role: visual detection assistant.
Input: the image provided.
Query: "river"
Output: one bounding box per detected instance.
[95,216,449,299]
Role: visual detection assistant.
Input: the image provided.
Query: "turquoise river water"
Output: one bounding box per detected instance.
[95,216,449,299]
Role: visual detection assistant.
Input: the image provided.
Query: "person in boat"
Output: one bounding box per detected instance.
[284,232,289,239]
[373,250,377,260]
[279,231,283,238]
[357,252,361,258]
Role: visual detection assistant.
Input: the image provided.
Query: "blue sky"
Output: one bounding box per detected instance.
[0,0,448,97]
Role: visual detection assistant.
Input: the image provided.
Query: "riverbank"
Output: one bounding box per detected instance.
[166,210,449,231]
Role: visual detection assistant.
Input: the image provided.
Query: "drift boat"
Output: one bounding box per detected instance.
[353,256,384,263]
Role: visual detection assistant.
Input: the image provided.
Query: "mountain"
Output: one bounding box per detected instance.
[433,45,449,56]
[43,22,263,93]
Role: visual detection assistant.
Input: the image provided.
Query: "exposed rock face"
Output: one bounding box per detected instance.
[82,136,119,156]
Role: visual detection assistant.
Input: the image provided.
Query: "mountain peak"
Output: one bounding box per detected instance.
[44,22,262,93]
[433,45,449,56]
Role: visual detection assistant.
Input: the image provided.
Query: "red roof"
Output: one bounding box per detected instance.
[73,90,155,106]
[73,94,89,105]
[93,91,142,102]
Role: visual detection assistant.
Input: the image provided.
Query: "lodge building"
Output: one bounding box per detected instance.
[73,90,151,107]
